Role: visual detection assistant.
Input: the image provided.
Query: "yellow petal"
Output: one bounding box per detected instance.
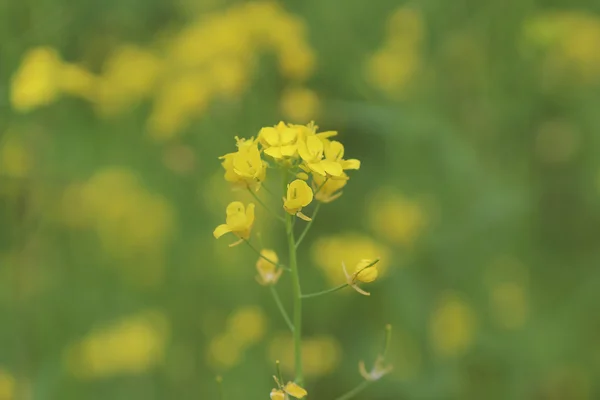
[283,382,308,398]
[296,172,309,180]
[296,211,312,221]
[270,389,286,400]
[343,159,361,170]
[260,127,279,146]
[280,144,297,157]
[321,160,344,177]
[265,146,283,159]
[213,224,231,239]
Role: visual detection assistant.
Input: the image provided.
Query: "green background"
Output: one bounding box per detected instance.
[1,0,600,398]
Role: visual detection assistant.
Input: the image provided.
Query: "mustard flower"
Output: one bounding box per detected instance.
[342,259,380,296]
[324,140,361,171]
[283,179,313,221]
[312,172,347,203]
[297,136,344,178]
[259,122,298,159]
[220,137,267,190]
[270,380,307,399]
[213,201,256,246]
[256,249,282,285]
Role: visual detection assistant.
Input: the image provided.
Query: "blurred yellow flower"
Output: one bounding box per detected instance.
[311,233,390,284]
[366,6,425,98]
[0,369,15,400]
[259,122,298,160]
[59,63,97,100]
[208,306,267,369]
[95,45,163,116]
[256,249,283,285]
[523,11,600,84]
[283,179,313,221]
[485,256,529,330]
[64,311,169,379]
[429,292,476,358]
[213,201,256,245]
[10,47,62,112]
[280,86,320,123]
[368,189,427,247]
[226,305,267,346]
[0,133,32,179]
[269,334,341,377]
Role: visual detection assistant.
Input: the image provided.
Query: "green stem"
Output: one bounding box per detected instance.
[243,239,289,270]
[334,380,372,400]
[270,286,294,332]
[247,188,286,223]
[301,283,349,299]
[295,202,321,249]
[284,170,303,385]
[216,376,225,400]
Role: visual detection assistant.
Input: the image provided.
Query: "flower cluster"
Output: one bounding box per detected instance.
[213,121,391,399]
[213,121,360,243]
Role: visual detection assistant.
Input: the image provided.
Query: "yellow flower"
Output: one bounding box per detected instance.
[297,136,344,178]
[312,172,347,203]
[283,179,313,221]
[256,249,282,285]
[259,122,298,159]
[271,381,307,399]
[343,259,380,296]
[220,137,267,190]
[10,47,62,112]
[324,140,361,171]
[280,86,320,122]
[213,201,256,246]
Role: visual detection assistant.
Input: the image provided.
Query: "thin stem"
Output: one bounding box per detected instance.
[247,188,286,223]
[381,324,392,358]
[334,380,372,400]
[243,239,289,270]
[270,286,294,332]
[284,170,304,385]
[295,202,321,249]
[275,360,284,386]
[216,376,225,400]
[301,283,349,299]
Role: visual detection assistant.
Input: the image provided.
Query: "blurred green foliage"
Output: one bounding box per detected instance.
[1,0,600,399]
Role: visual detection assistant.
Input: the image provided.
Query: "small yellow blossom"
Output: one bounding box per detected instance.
[259,122,298,159]
[323,140,361,171]
[312,172,346,203]
[213,201,256,246]
[280,86,320,122]
[343,259,380,296]
[430,292,476,358]
[220,137,267,190]
[271,378,307,399]
[256,249,283,285]
[297,136,344,178]
[11,47,62,112]
[283,179,313,221]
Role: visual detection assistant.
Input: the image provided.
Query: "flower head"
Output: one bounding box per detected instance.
[256,249,282,285]
[297,136,344,178]
[259,121,298,159]
[213,201,255,246]
[220,137,266,190]
[283,179,313,221]
[343,258,380,296]
[312,172,347,203]
[324,140,361,171]
[271,377,307,399]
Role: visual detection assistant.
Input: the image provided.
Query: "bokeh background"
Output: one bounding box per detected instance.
[1,0,600,398]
